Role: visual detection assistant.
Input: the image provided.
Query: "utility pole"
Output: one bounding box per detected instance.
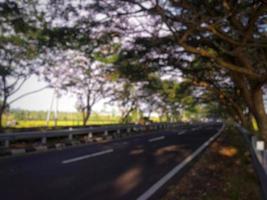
[54,89,59,127]
[46,87,59,127]
[46,91,55,127]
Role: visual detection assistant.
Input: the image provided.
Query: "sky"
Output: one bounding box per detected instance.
[9,75,118,114]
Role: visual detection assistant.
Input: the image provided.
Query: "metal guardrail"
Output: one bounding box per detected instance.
[236,124,267,200]
[0,123,181,148]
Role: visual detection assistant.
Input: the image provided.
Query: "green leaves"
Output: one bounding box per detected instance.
[0,35,26,46]
[94,52,119,64]
[0,67,12,76]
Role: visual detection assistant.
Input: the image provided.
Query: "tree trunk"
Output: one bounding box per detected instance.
[82,108,91,126]
[0,111,3,129]
[0,96,7,130]
[82,114,89,126]
[251,89,267,141]
[231,74,267,140]
[230,103,246,125]
[82,116,87,126]
[233,106,254,131]
[244,113,254,131]
[81,109,86,126]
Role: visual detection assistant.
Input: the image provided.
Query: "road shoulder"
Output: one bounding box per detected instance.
[161,126,261,200]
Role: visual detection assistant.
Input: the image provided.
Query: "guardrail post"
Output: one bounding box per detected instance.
[41,137,47,145]
[104,130,108,136]
[4,140,10,148]
[88,132,93,140]
[252,136,257,151]
[237,124,267,200]
[256,141,265,164]
[68,134,73,141]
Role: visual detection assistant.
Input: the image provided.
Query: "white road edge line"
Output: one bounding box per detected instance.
[148,136,165,142]
[137,124,225,200]
[62,149,114,164]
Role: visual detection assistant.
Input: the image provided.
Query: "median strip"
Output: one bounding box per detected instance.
[148,136,165,142]
[62,149,114,164]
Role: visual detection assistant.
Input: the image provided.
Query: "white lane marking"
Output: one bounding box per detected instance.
[148,136,165,142]
[137,124,225,200]
[177,130,186,135]
[62,149,114,164]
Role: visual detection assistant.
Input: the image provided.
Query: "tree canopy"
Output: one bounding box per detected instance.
[1,0,267,140]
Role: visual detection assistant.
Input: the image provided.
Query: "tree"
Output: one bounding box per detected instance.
[107,56,198,123]
[0,1,49,129]
[2,0,267,139]
[0,0,114,128]
[89,0,267,139]
[73,61,107,126]
[41,50,108,126]
[0,61,44,129]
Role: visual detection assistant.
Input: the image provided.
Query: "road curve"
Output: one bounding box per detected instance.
[0,122,223,200]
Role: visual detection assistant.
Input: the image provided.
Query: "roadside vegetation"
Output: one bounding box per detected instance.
[1,107,210,128]
[0,2,267,137]
[2,110,121,128]
[162,126,261,200]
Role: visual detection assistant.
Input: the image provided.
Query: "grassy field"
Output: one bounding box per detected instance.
[13,119,120,128]
[2,109,166,128]
[3,111,121,128]
[2,110,162,128]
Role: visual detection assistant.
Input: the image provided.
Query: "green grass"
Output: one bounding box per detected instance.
[13,120,120,128]
[2,112,121,128]
[15,117,160,128]
[2,110,162,128]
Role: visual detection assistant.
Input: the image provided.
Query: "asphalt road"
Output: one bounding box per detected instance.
[0,122,223,200]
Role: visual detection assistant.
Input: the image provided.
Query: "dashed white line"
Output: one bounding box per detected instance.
[137,124,225,200]
[62,149,114,164]
[148,136,165,142]
[177,130,186,135]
